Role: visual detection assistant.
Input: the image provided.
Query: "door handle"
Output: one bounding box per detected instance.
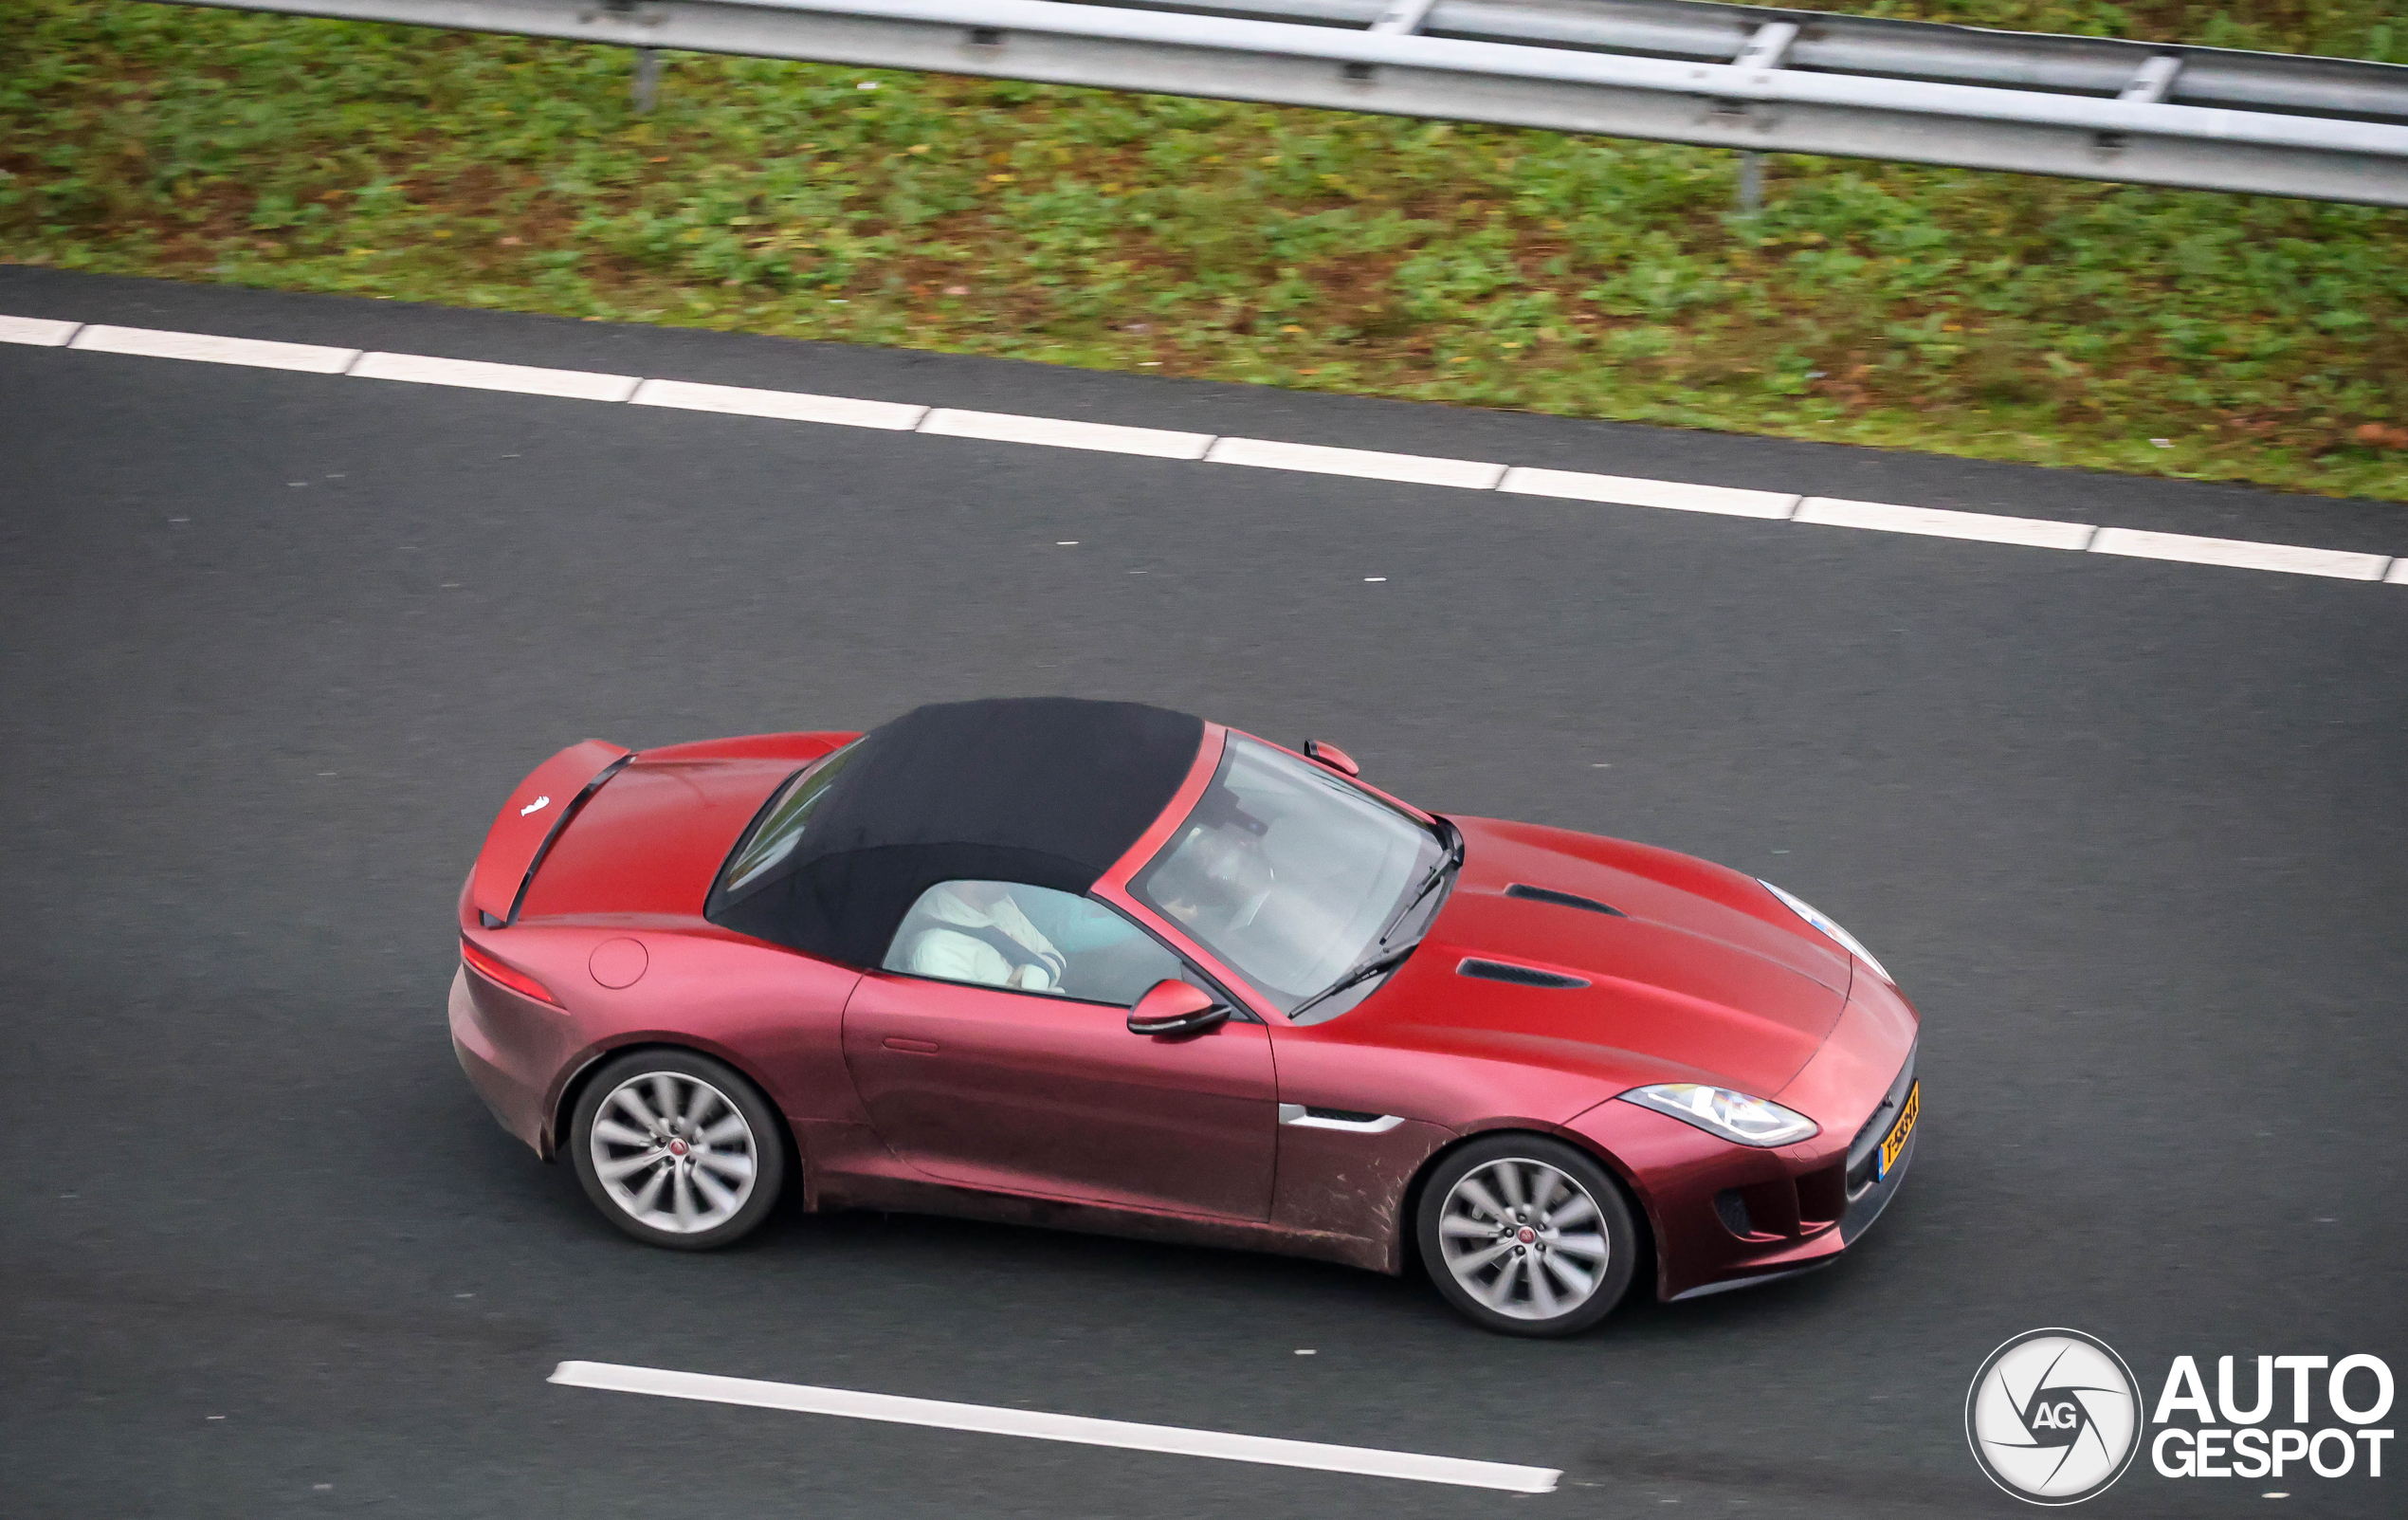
[883,1036,940,1054]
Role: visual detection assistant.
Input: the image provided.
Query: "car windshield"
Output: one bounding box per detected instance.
[1132,737,1439,1014]
[719,742,862,896]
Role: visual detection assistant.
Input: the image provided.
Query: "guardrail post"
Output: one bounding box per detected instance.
[633,46,662,112]
[603,0,664,112]
[1369,0,1440,34]
[2119,55,2183,104]
[1731,21,1798,72]
[2096,54,2180,151]
[1728,23,1796,217]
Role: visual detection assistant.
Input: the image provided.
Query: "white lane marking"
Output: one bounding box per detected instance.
[1207,436,1506,490]
[2088,525,2392,581]
[1499,466,1799,520]
[919,407,1213,460]
[17,311,2399,585]
[0,315,82,347]
[69,323,358,374]
[549,1361,1559,1493]
[631,376,926,430]
[349,351,640,402]
[1795,496,2098,552]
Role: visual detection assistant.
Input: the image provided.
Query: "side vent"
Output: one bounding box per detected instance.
[1456,958,1590,990]
[1278,1104,1405,1133]
[1505,883,1625,917]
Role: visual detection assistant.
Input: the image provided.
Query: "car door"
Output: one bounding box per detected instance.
[841,881,1278,1219]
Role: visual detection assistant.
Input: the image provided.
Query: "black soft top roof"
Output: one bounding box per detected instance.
[708,697,1206,965]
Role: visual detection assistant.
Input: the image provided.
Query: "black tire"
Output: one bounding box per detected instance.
[569,1049,787,1251]
[1415,1133,1640,1337]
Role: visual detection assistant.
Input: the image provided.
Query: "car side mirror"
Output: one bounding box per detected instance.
[1128,979,1231,1037]
[1304,740,1359,777]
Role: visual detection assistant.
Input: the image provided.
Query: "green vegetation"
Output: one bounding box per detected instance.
[5,0,2405,500]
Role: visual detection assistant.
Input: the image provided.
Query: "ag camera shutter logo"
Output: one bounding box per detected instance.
[1966,1328,2143,1505]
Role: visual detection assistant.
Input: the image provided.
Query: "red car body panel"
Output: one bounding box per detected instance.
[517,733,854,923]
[841,972,1279,1218]
[450,725,1922,1301]
[467,738,629,922]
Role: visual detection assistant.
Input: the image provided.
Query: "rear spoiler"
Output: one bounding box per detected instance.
[469,740,633,926]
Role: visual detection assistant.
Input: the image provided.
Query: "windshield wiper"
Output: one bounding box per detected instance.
[1379,815,1464,948]
[1289,937,1426,1021]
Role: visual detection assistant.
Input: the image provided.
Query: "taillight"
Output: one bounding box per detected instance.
[461,937,561,1007]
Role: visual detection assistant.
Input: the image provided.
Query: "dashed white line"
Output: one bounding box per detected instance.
[1795,496,2100,552]
[920,408,1213,460]
[1206,436,1506,490]
[349,351,640,402]
[547,1361,1560,1493]
[2088,525,2392,581]
[9,310,2399,587]
[1500,467,1799,520]
[71,323,358,375]
[631,376,926,430]
[0,315,81,347]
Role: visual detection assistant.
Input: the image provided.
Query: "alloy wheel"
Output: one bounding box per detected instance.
[1435,1157,1612,1321]
[587,1071,759,1235]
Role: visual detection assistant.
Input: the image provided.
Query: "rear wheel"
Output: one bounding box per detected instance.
[569,1050,786,1251]
[1415,1134,1638,1337]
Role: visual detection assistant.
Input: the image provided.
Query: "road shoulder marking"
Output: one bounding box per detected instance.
[631,376,927,430]
[1206,436,1507,489]
[2088,525,2391,580]
[0,315,82,347]
[12,309,2399,587]
[1796,496,2099,551]
[920,407,1213,459]
[70,323,358,374]
[350,351,640,401]
[1501,467,1799,519]
[548,1360,1560,1493]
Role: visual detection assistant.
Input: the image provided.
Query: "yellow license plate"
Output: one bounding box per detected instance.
[1877,1080,1919,1181]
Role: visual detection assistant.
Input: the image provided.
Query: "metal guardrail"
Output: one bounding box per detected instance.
[157,0,2408,206]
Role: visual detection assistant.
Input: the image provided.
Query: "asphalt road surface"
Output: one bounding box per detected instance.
[5,266,2403,1519]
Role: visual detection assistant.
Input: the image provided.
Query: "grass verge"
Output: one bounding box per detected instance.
[5,0,2406,502]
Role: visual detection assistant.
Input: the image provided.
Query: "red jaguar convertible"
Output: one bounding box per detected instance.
[449,699,1919,1335]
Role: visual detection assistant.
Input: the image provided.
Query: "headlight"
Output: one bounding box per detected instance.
[1621,1084,1820,1146]
[1760,879,1892,983]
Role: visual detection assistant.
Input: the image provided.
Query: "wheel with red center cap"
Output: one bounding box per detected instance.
[1415,1134,1638,1337]
[567,1049,786,1250]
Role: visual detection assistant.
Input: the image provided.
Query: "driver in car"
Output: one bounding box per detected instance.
[1149,797,1275,933]
[904,881,1068,992]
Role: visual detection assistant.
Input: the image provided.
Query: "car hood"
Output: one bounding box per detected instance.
[1351,816,1853,1098]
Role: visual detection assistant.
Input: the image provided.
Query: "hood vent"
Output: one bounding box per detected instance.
[1505,883,1625,917]
[1457,957,1590,990]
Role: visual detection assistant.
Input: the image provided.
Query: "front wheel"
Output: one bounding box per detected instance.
[1415,1135,1639,1337]
[569,1050,787,1251]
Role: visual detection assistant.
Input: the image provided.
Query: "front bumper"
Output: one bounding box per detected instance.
[1842,1119,1915,1248]
[1566,1039,1918,1302]
[1839,1043,1918,1247]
